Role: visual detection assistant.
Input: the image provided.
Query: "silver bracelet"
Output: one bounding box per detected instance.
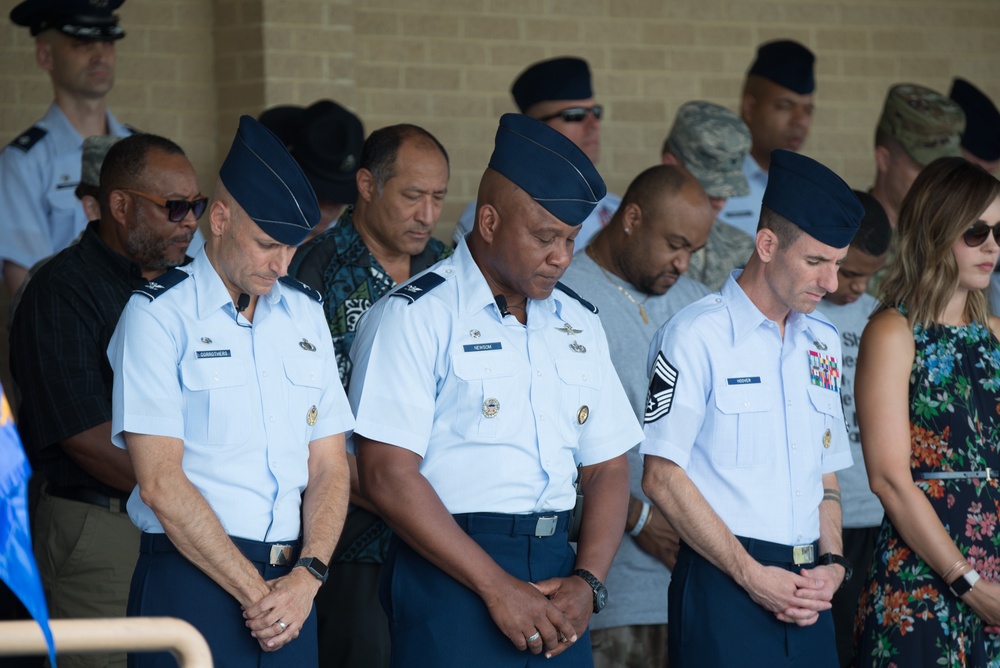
[630,501,652,537]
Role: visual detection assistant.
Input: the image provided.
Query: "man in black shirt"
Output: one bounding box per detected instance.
[10,132,202,668]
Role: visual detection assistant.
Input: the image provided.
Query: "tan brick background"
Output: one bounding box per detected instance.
[2,0,999,244]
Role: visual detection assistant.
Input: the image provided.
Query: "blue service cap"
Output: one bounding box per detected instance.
[219,115,320,246]
[511,57,593,113]
[950,78,1000,162]
[761,150,862,249]
[488,113,606,226]
[748,40,815,95]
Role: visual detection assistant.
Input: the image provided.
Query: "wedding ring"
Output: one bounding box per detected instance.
[526,631,541,643]
[277,619,287,632]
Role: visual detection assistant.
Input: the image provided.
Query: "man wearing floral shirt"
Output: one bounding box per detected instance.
[288,122,451,668]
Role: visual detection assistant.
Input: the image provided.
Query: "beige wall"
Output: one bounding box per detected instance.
[2,0,999,243]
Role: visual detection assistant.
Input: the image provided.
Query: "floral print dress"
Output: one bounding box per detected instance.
[854,320,1000,667]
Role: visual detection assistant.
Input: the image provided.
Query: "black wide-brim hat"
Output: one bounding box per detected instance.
[950,78,1000,162]
[258,100,364,205]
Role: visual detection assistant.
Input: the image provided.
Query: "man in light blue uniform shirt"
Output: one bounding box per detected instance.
[452,57,620,251]
[717,40,816,239]
[351,113,643,667]
[2,0,134,298]
[642,150,864,667]
[108,116,353,668]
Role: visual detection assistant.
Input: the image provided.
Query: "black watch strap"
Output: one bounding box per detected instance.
[295,557,329,583]
[949,570,980,597]
[818,553,853,583]
[573,568,608,613]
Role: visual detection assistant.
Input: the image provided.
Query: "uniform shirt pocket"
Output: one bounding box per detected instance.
[712,384,773,468]
[453,352,516,439]
[180,358,251,446]
[554,359,600,439]
[283,357,325,444]
[807,385,843,453]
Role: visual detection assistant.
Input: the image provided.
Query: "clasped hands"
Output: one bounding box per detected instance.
[748,562,844,627]
[242,568,321,652]
[485,572,593,659]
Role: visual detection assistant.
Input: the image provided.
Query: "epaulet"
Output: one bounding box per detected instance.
[279,276,322,303]
[8,126,47,153]
[390,271,445,304]
[132,269,189,301]
[555,281,598,314]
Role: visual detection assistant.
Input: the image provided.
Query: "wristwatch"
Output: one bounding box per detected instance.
[573,568,608,613]
[949,570,981,598]
[818,553,853,583]
[294,557,329,583]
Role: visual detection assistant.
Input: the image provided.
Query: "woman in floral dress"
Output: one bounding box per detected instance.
[853,157,1000,667]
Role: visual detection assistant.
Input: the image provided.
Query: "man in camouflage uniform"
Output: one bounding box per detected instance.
[870,84,965,228]
[866,84,965,297]
[662,101,756,291]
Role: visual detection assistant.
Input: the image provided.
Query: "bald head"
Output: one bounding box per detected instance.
[592,165,714,295]
[618,164,698,221]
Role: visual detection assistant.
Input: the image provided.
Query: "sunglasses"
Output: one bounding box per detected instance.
[537,105,603,123]
[962,220,1000,248]
[123,189,208,223]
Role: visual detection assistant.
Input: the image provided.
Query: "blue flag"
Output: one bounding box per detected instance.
[0,387,57,666]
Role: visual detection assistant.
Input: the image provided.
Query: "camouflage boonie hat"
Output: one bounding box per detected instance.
[877,84,965,166]
[666,101,751,199]
[80,135,123,189]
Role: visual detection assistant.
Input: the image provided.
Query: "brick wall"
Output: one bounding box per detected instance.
[2,0,998,243]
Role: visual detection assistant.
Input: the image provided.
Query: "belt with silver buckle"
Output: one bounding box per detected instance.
[736,535,817,566]
[916,469,996,481]
[452,511,571,538]
[140,533,299,566]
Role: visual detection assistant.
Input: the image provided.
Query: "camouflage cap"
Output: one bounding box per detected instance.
[79,134,122,189]
[877,84,966,166]
[666,101,751,199]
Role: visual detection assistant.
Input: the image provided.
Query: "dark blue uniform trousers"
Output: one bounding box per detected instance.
[127,533,318,668]
[668,541,838,668]
[380,511,593,668]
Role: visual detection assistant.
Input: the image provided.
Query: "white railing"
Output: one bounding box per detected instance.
[0,618,212,667]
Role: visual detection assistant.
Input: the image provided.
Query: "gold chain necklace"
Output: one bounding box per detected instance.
[585,246,649,325]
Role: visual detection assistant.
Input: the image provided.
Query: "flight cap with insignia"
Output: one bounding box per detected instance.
[949,78,1000,163]
[10,0,126,40]
[488,113,606,226]
[762,149,863,249]
[219,115,321,246]
[747,40,815,95]
[258,100,364,205]
[511,57,593,113]
[877,83,965,166]
[666,101,751,199]
[79,134,122,189]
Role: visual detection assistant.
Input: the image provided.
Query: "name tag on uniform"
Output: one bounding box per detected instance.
[463,342,502,353]
[727,376,761,385]
[196,350,232,359]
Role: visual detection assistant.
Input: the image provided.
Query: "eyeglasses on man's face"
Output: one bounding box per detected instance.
[122,189,208,223]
